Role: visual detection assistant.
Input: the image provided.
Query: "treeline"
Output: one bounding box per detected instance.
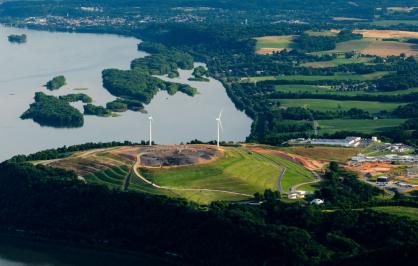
[21,92,84,128]
[0,160,416,265]
[294,30,362,52]
[8,141,136,163]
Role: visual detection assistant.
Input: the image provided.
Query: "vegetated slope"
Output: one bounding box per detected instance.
[139,148,281,204]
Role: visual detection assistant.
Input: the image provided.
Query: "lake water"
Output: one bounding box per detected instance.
[0,25,252,161]
[0,237,170,266]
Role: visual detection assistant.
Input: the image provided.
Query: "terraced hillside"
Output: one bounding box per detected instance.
[38,145,320,204]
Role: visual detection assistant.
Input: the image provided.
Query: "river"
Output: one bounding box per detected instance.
[0,25,252,161]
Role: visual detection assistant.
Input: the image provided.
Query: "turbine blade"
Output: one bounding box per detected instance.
[218,109,223,119]
[219,120,224,132]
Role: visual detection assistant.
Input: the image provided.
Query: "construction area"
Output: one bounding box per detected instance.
[138,145,222,168]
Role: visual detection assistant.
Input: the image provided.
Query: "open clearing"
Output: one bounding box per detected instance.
[302,57,371,68]
[278,98,403,113]
[371,20,418,26]
[255,35,295,54]
[371,206,418,221]
[281,146,361,162]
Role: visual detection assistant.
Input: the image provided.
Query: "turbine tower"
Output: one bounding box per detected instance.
[216,110,223,149]
[148,115,153,146]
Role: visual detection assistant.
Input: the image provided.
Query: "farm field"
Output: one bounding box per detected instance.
[280,146,361,162]
[301,57,371,68]
[246,71,388,83]
[371,206,418,221]
[313,37,418,57]
[278,98,403,113]
[316,118,406,134]
[275,84,418,96]
[255,35,295,54]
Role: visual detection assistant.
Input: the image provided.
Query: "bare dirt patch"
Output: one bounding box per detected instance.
[138,145,222,168]
[245,145,326,171]
[345,162,396,176]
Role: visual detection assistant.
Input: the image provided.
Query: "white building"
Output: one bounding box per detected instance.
[310,199,324,205]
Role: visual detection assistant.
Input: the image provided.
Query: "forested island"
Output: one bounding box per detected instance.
[21,92,84,128]
[189,66,210,82]
[101,42,197,106]
[45,75,66,90]
[83,103,112,117]
[7,34,26,43]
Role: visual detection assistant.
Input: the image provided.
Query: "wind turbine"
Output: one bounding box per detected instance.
[216,110,223,149]
[148,115,153,146]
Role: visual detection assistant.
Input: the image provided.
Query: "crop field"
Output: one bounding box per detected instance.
[301,57,371,68]
[278,98,403,113]
[314,37,418,57]
[316,119,406,134]
[353,29,418,39]
[371,206,418,221]
[276,84,418,96]
[255,35,295,54]
[246,71,388,83]
[281,146,361,162]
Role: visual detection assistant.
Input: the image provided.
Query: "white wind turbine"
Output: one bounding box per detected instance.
[148,115,153,146]
[216,110,223,149]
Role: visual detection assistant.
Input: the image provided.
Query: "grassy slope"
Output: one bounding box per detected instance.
[275,85,418,96]
[140,148,281,203]
[371,206,418,221]
[255,35,295,49]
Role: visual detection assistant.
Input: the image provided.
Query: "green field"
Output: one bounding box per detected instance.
[256,153,315,192]
[246,71,388,82]
[316,119,406,134]
[281,146,361,162]
[255,35,295,50]
[302,57,371,68]
[276,84,418,97]
[140,148,281,203]
[279,98,403,113]
[371,206,418,221]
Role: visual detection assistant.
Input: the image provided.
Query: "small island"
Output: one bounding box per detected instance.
[21,92,84,128]
[83,104,112,117]
[59,93,92,103]
[45,75,66,90]
[188,66,210,82]
[8,34,27,44]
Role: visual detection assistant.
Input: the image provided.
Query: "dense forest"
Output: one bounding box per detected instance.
[21,92,84,128]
